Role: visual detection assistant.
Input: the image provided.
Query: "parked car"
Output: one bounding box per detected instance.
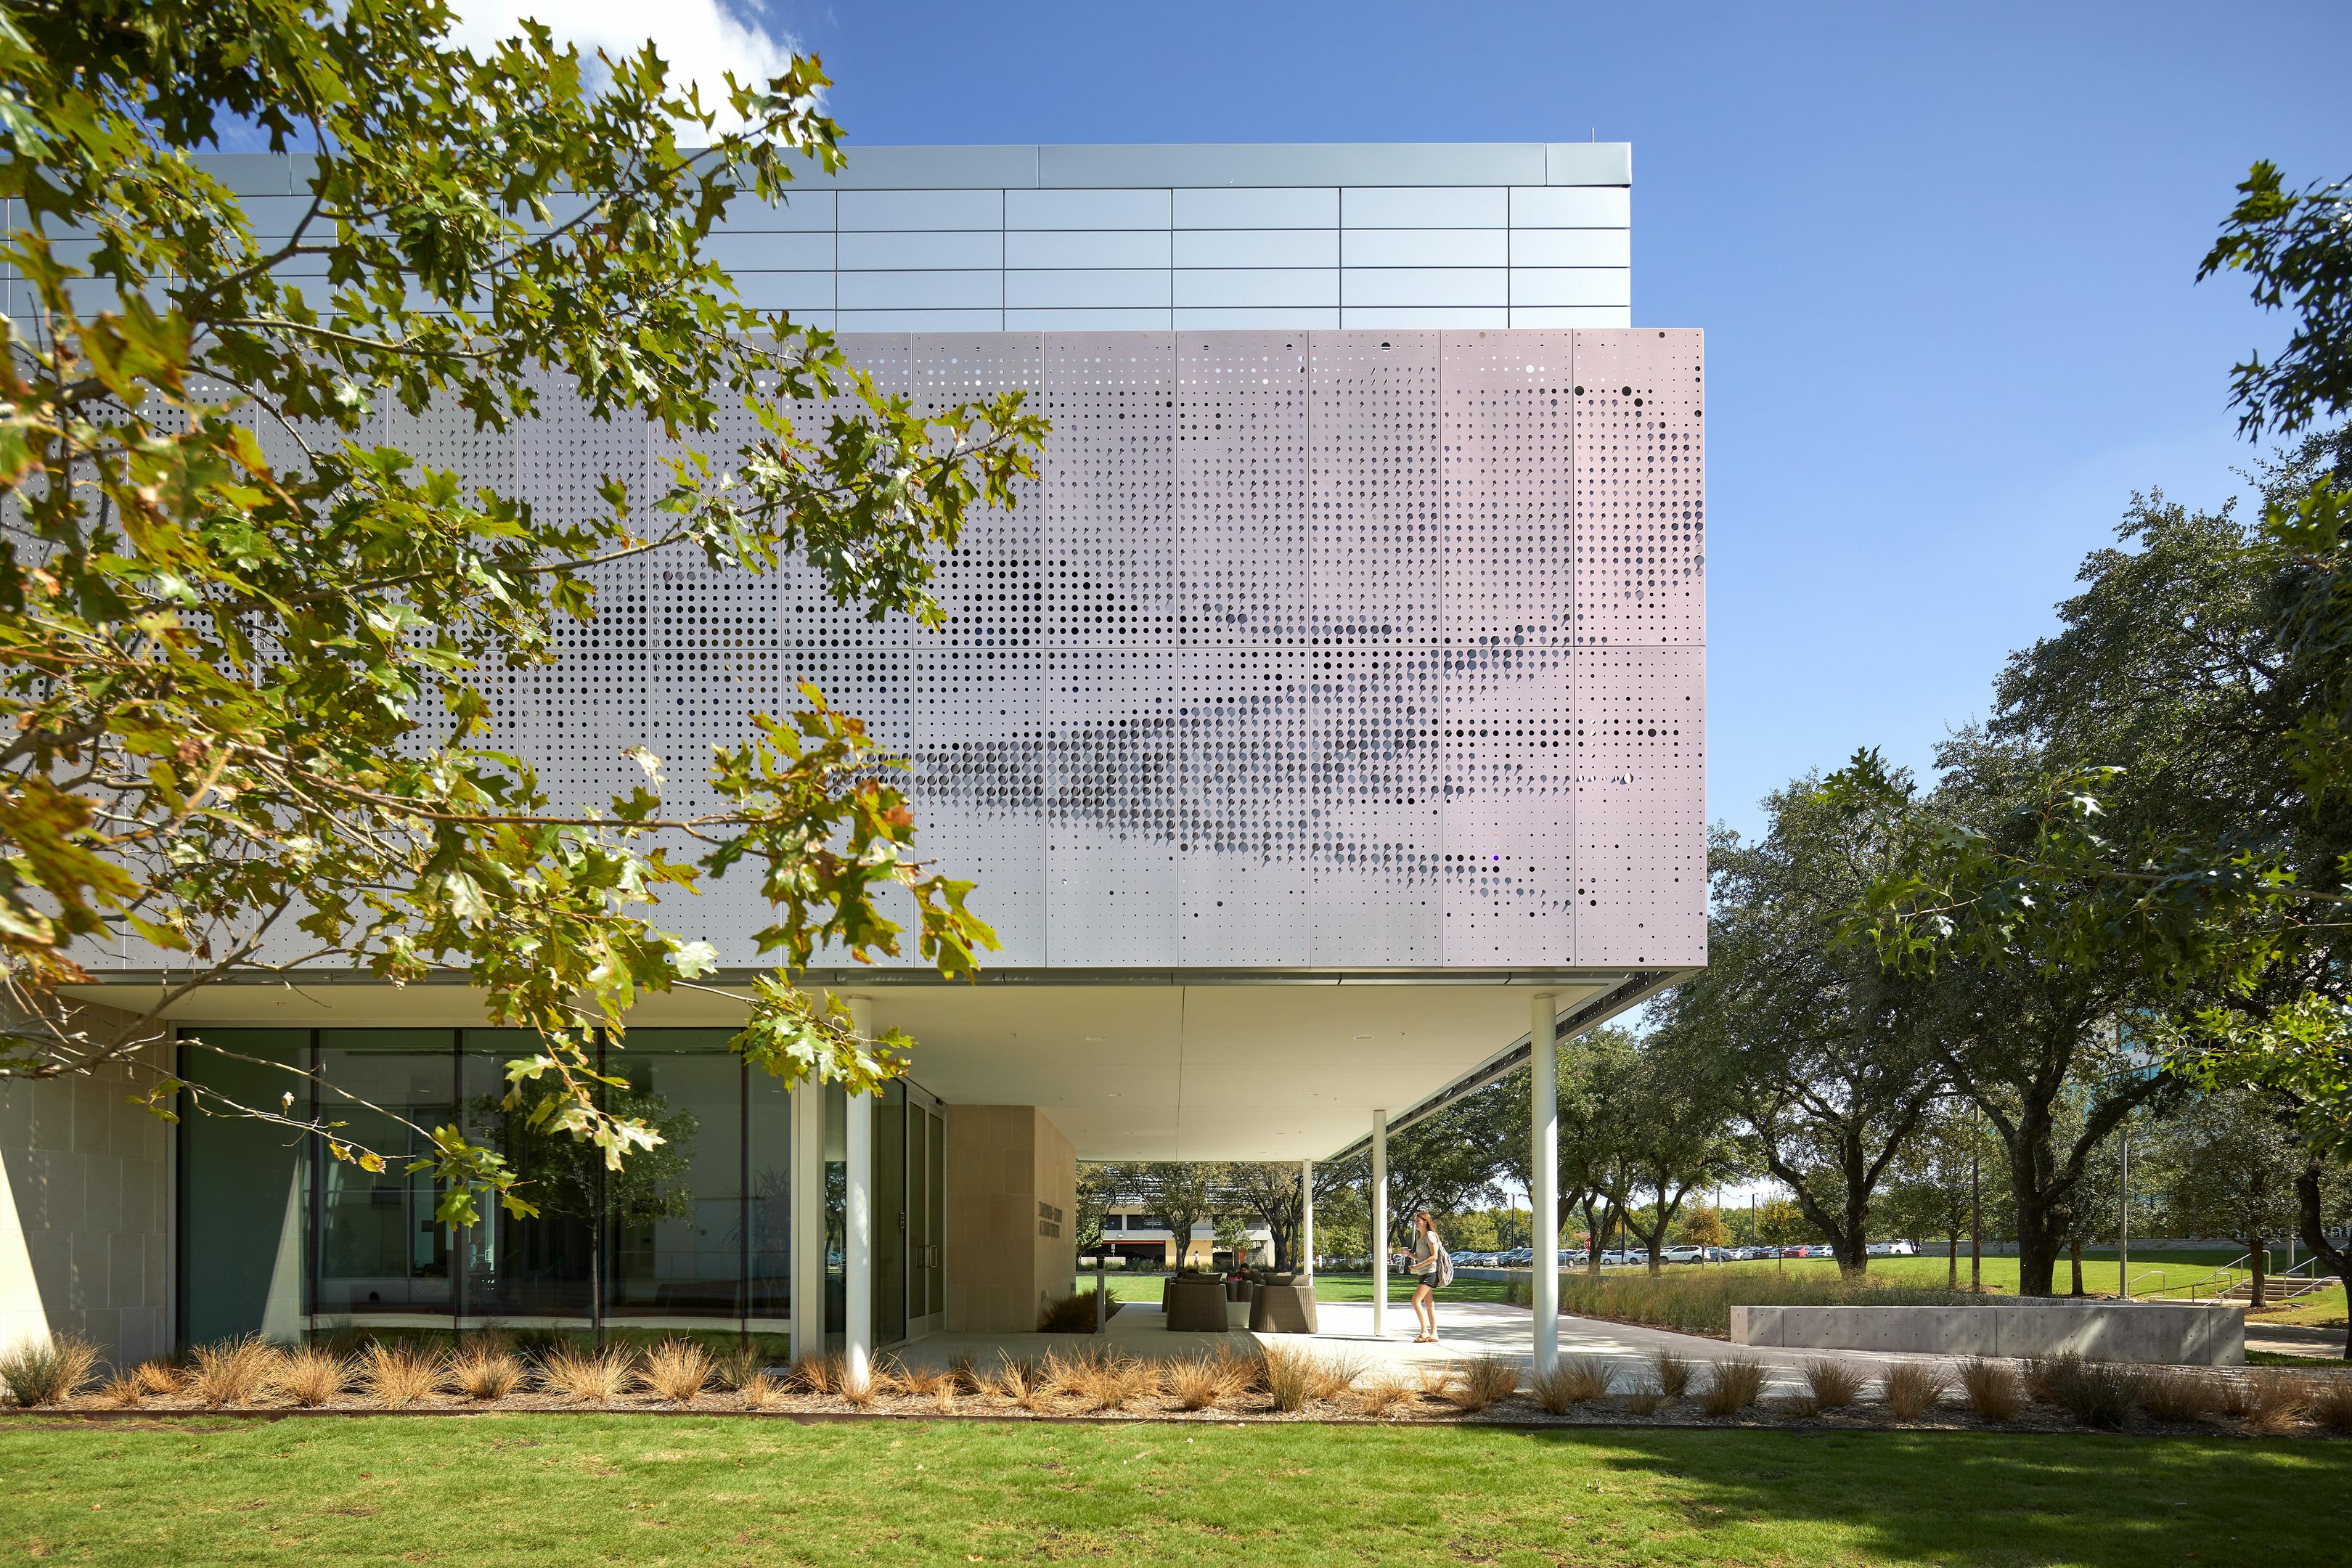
[1661,1245,1705,1265]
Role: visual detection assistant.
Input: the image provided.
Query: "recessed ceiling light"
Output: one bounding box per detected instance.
[1085,1036,1106,1042]
[1352,1034,1373,1040]
[1107,1093,1120,1098]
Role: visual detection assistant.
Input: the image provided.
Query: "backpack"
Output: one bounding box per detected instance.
[1434,1235,1454,1288]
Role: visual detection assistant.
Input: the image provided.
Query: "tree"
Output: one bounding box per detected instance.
[1880,1098,2006,1289]
[2149,1087,2314,1309]
[1212,1213,1253,1268]
[2198,164,2352,440]
[1666,778,1945,1277]
[1755,1198,1815,1249]
[1320,1097,1503,1256]
[1072,1163,1114,1257]
[1222,1161,1307,1272]
[1132,1162,1223,1270]
[0,1,1045,1220]
[1614,1034,1746,1273]
[1674,1205,1727,1246]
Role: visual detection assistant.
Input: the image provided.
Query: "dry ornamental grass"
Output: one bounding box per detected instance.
[2309,1378,2352,1434]
[2030,1355,2145,1430]
[1697,1358,1767,1418]
[1622,1380,1667,1417]
[279,1346,351,1408]
[541,1346,636,1404]
[357,1343,446,1408]
[1305,1350,1368,1404]
[0,1334,101,1408]
[1531,1355,1617,1413]
[96,1370,147,1408]
[1958,1357,2022,1421]
[788,1351,845,1396]
[711,1342,771,1394]
[1262,1344,1316,1412]
[1453,1355,1519,1413]
[1354,1370,1410,1418]
[990,1354,1051,1412]
[2140,1370,2221,1424]
[1413,1362,1456,1403]
[1651,1349,1694,1399]
[741,1372,788,1411]
[189,1336,285,1408]
[134,1360,181,1397]
[1879,1363,1948,1421]
[642,1341,714,1405]
[449,1348,526,1402]
[1802,1357,1863,1410]
[2221,1371,2308,1433]
[1167,1352,1228,1412]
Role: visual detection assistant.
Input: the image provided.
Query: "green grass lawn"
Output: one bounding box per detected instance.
[4,1413,2344,1565]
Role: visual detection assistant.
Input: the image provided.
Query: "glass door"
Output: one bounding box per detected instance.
[905,1088,946,1340]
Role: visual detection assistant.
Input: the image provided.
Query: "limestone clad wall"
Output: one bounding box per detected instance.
[943,1105,1076,1334]
[0,1012,173,1368]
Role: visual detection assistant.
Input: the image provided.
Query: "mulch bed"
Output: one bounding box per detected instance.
[5,1387,2343,1438]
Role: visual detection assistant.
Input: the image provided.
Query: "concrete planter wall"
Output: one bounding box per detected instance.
[1731,1302,2245,1365]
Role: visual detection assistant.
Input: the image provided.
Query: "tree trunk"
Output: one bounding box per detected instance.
[2008,1140,2065,1297]
[2296,1161,2352,1360]
[2249,1236,2267,1311]
[2068,1238,2084,1297]
[1947,1233,1959,1290]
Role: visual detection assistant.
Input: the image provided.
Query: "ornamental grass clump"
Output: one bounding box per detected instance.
[134,1360,181,1397]
[1622,1379,1667,1417]
[1879,1362,1948,1421]
[1453,1355,1519,1413]
[989,1354,1050,1412]
[2140,1370,2221,1424]
[279,1345,351,1408]
[642,1340,714,1405]
[740,1371,787,1410]
[449,1347,526,1402]
[1262,1343,1316,1412]
[2221,1371,2308,1433]
[358,1342,447,1408]
[1354,1369,1410,1418]
[2030,1354,2144,1430]
[1696,1357,1767,1417]
[1802,1357,1863,1410]
[1650,1349,1694,1399]
[542,1344,636,1404]
[1306,1349,1368,1404]
[2308,1377,2352,1434]
[1167,1352,1229,1412]
[788,1351,846,1396]
[1532,1354,1617,1413]
[189,1336,285,1408]
[1558,1266,1975,1338]
[1957,1357,2022,1421]
[711,1342,768,1395]
[0,1334,100,1408]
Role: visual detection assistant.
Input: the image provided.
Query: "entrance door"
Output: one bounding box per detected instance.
[905,1090,945,1340]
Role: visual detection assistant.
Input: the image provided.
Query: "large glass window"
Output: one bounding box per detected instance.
[316,1031,457,1322]
[173,1026,968,1346]
[177,1029,309,1345]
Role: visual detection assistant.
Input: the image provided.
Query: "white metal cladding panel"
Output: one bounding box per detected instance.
[1572,330,1704,648]
[1177,648,1311,964]
[1178,332,1310,644]
[1045,648,1179,964]
[1572,648,1705,966]
[152,330,1699,979]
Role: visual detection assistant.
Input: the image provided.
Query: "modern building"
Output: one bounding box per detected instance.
[1093,1211,1275,1272]
[1,143,1703,1371]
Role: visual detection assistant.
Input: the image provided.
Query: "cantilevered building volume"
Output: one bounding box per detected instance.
[12,143,1704,1365]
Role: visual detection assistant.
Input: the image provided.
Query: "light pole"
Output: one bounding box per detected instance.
[2118,1119,2131,1300]
[1970,1105,1983,1294]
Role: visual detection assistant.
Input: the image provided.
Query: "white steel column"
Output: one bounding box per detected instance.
[1371,1109,1389,1338]
[1530,992,1561,1379]
[790,1072,825,1365]
[844,996,875,1392]
[1299,1159,1315,1275]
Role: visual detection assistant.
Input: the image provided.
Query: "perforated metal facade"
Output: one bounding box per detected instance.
[475,327,1705,972]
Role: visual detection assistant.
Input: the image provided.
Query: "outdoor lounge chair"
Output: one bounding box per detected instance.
[1248,1278,1318,1334]
[1166,1275,1230,1331]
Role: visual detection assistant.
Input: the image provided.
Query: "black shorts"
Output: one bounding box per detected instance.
[1416,1270,1438,1287]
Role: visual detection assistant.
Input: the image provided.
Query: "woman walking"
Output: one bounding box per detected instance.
[1408,1210,1447,1343]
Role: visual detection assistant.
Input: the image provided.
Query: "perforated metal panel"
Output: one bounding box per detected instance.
[110,331,1699,976]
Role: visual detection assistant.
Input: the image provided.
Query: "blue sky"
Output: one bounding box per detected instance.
[740,0,2351,840]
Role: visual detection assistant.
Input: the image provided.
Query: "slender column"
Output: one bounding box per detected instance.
[844,996,875,1392]
[1299,1159,1315,1276]
[1531,991,1560,1379]
[790,1068,825,1365]
[2118,1124,2131,1299]
[1371,1108,1389,1338]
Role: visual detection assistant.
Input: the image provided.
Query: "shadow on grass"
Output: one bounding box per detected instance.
[1511,1425,2346,1565]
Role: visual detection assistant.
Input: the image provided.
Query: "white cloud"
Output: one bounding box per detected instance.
[445,0,808,131]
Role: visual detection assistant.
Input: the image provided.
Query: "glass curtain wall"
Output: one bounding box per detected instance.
[179,1028,801,1340]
